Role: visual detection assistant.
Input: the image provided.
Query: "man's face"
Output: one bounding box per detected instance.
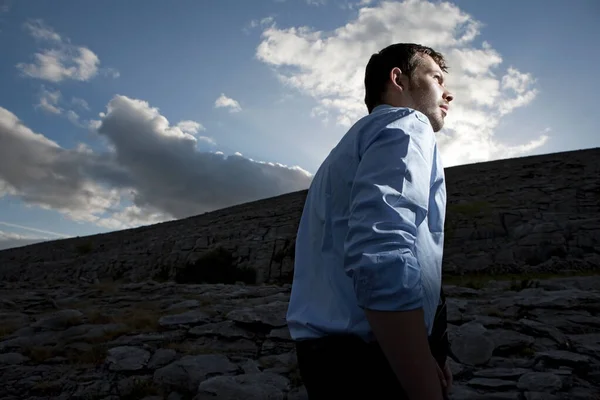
[405,54,453,132]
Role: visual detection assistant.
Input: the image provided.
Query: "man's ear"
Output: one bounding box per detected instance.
[390,67,407,92]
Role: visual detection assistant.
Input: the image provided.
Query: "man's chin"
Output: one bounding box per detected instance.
[429,116,444,132]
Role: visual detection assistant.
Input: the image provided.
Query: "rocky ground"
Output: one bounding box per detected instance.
[1,275,599,400]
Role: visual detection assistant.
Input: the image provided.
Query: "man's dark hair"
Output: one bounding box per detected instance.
[364,43,448,113]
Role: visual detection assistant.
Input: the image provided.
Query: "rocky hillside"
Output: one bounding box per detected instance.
[1,147,599,285]
[1,147,599,400]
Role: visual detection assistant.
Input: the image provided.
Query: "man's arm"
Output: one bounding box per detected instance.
[366,308,443,399]
[430,287,449,367]
[343,117,443,400]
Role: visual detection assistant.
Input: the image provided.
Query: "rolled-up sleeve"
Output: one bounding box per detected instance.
[343,116,435,312]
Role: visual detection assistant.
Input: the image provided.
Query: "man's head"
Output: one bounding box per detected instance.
[364,43,454,132]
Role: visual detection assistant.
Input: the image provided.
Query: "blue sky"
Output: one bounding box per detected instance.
[0,0,599,249]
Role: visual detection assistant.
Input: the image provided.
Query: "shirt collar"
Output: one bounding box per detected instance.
[372,104,395,113]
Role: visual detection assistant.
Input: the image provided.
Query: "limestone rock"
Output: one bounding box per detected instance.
[450,322,495,366]
[31,309,83,330]
[147,348,177,369]
[153,354,239,393]
[194,372,289,400]
[189,321,253,339]
[517,372,563,392]
[106,346,151,371]
[158,310,210,328]
[225,301,288,327]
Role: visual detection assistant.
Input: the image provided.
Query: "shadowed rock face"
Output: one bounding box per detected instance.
[0,147,599,285]
[0,276,599,399]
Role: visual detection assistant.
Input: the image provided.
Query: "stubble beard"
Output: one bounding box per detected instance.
[428,108,444,133]
[408,80,444,132]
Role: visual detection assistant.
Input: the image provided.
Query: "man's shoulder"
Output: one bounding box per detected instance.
[355,106,434,146]
[383,107,432,131]
[358,106,432,132]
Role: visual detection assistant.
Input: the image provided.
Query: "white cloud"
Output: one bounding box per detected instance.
[33,86,92,128]
[0,230,50,250]
[245,16,276,34]
[36,86,62,114]
[255,0,547,167]
[176,120,216,145]
[23,19,61,42]
[71,97,90,111]
[94,95,311,218]
[95,204,171,230]
[17,44,100,83]
[497,67,538,116]
[103,67,121,79]
[0,106,123,225]
[16,19,117,83]
[177,120,205,134]
[66,110,86,128]
[215,94,242,113]
[0,95,312,230]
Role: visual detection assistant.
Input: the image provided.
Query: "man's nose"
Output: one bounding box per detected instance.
[444,90,454,103]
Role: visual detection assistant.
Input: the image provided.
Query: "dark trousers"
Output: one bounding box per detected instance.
[296,334,410,399]
[295,289,449,399]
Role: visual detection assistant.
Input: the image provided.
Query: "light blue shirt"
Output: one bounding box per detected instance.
[286,104,447,342]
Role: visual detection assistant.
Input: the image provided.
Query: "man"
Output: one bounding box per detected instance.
[286,43,454,400]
